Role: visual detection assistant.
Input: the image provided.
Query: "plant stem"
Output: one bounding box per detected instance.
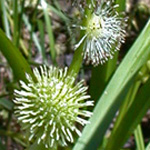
[134,124,145,150]
[18,0,25,43]
[43,6,57,65]
[68,0,93,77]
[111,80,141,132]
[13,0,19,47]
[0,0,11,39]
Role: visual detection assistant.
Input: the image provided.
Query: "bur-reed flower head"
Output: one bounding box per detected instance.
[14,66,93,149]
[73,0,127,66]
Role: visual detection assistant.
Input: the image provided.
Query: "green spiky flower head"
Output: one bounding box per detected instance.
[73,0,127,66]
[14,66,93,149]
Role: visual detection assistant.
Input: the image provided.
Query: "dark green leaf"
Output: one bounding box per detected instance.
[0,28,35,82]
[0,98,14,110]
[73,19,150,150]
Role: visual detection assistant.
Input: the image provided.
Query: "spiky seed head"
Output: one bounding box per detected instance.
[74,0,127,66]
[14,66,93,149]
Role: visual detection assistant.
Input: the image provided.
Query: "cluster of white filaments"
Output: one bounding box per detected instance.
[74,0,127,66]
[14,66,93,149]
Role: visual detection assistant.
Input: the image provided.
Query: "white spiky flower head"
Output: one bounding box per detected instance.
[74,0,127,66]
[14,66,93,149]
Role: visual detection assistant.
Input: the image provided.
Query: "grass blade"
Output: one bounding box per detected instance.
[0,28,34,82]
[134,125,145,150]
[13,0,19,46]
[18,0,25,42]
[37,20,48,64]
[22,15,43,60]
[0,0,11,39]
[73,19,150,150]
[105,78,150,150]
[41,0,56,64]
[105,58,149,150]
[0,98,14,110]
[47,4,69,22]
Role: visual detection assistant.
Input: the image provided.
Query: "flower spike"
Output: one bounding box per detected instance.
[14,66,93,149]
[73,0,127,66]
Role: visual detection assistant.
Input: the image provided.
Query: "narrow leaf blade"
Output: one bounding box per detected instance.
[73,20,150,150]
[0,28,34,82]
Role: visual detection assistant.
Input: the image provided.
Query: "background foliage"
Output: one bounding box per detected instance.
[0,0,150,150]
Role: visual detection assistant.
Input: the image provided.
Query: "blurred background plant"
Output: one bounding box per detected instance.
[0,0,150,150]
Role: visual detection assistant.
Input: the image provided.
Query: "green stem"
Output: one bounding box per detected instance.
[28,0,40,59]
[68,0,93,77]
[105,57,150,150]
[68,45,83,76]
[18,0,25,43]
[0,0,11,39]
[22,14,42,61]
[111,80,141,133]
[13,0,19,47]
[134,125,145,150]
[38,20,48,64]
[6,112,12,149]
[43,6,57,65]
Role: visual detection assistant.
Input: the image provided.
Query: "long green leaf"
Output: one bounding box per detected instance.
[0,0,11,39]
[48,4,69,22]
[73,19,150,150]
[0,28,34,82]
[41,0,56,64]
[37,20,47,64]
[22,15,42,59]
[68,0,93,76]
[0,98,14,110]
[105,78,150,150]
[134,125,145,150]
[13,0,19,46]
